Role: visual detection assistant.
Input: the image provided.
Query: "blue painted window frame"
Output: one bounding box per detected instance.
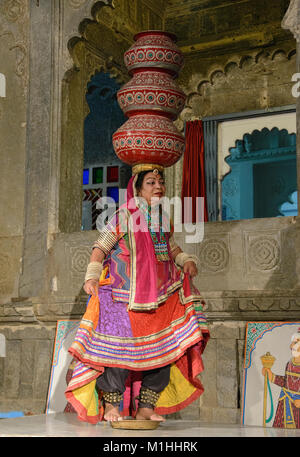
[198,105,296,221]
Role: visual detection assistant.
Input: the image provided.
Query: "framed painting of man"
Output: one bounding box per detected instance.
[242,322,300,429]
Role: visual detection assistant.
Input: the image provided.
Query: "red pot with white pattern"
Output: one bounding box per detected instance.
[117,70,186,120]
[124,30,184,76]
[113,31,185,171]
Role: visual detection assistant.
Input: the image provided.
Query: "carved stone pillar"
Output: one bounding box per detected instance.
[19,0,53,298]
[282,0,300,212]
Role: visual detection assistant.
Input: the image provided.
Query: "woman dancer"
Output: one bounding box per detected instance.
[65,167,209,423]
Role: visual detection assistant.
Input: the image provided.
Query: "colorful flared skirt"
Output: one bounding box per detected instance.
[65,275,209,424]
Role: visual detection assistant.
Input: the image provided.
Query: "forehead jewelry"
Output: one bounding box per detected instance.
[153,169,159,175]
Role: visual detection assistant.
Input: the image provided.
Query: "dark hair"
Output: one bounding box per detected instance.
[135,169,165,193]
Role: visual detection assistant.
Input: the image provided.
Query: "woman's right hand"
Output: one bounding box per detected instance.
[84,279,99,296]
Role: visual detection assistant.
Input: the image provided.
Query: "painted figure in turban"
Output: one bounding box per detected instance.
[262,328,300,428]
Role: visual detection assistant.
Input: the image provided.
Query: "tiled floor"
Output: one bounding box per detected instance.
[0,412,299,437]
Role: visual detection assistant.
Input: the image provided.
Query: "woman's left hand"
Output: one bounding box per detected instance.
[183,261,198,278]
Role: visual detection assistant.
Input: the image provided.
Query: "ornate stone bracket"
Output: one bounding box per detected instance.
[282,0,300,42]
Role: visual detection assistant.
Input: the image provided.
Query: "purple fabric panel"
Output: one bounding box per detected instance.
[97,285,133,338]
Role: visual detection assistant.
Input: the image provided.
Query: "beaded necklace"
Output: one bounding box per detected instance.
[143,204,170,262]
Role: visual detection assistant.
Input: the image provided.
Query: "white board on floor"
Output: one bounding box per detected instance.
[46,320,79,414]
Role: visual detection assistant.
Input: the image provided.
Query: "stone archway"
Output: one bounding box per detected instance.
[59,3,129,233]
[58,0,166,233]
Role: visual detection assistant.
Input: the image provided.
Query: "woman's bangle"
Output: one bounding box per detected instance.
[174,252,199,268]
[84,261,103,282]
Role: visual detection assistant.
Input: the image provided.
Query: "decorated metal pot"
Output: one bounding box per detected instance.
[117,70,186,120]
[124,30,184,77]
[112,114,185,168]
[113,30,185,171]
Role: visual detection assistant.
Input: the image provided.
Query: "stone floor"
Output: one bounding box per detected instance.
[0,412,300,437]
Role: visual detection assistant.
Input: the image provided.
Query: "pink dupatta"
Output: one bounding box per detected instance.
[118,175,181,310]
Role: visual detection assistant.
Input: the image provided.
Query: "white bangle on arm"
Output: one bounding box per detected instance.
[84,261,103,282]
[174,252,199,268]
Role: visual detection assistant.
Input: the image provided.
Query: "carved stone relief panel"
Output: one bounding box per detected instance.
[198,236,230,274]
[243,231,282,274]
[177,214,300,296]
[49,232,96,300]
[69,246,90,279]
[0,0,26,23]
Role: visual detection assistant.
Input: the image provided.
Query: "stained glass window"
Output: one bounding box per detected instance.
[93,167,104,184]
[83,169,89,185]
[107,186,119,203]
[107,166,119,182]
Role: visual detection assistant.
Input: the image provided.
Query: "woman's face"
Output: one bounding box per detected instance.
[138,171,166,205]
